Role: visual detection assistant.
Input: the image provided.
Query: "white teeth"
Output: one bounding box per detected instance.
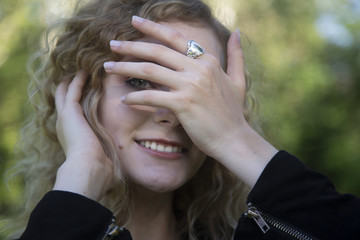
[139,141,182,153]
[156,144,165,152]
[150,142,157,150]
[164,146,172,153]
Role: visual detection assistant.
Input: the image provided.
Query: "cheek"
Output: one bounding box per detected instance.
[99,97,147,151]
[190,149,207,175]
[100,99,136,130]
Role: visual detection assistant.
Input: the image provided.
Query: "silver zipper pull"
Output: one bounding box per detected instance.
[101,218,124,240]
[245,206,270,233]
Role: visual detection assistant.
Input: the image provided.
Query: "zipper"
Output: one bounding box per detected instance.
[245,203,317,240]
[100,218,124,240]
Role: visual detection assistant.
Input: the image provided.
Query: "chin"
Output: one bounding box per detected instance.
[143,181,184,193]
[133,172,190,193]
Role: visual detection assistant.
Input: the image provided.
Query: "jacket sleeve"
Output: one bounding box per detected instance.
[235,150,360,240]
[19,190,132,240]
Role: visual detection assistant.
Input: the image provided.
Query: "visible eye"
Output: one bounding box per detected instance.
[125,78,152,89]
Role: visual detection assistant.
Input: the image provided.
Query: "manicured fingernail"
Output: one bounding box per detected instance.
[104,61,115,70]
[132,15,144,24]
[110,40,122,47]
[236,29,241,44]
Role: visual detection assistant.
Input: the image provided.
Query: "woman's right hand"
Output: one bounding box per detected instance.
[53,71,114,202]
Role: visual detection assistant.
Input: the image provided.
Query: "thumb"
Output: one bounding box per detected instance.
[226,29,246,94]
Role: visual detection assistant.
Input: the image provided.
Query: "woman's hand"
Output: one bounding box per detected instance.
[104,16,278,187]
[53,71,114,201]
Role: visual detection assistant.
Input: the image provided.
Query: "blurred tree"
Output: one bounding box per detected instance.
[0,0,46,238]
[217,0,360,195]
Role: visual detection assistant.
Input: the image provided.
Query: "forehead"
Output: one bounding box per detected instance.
[138,21,225,66]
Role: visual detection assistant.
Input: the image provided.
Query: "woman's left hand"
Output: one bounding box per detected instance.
[104,16,277,187]
[104,16,246,159]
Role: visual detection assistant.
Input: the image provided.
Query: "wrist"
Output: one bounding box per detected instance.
[214,123,278,188]
[53,157,113,201]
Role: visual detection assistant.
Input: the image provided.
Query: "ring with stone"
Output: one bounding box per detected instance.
[185,40,205,59]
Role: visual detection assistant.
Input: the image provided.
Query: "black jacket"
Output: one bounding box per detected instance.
[19,151,360,239]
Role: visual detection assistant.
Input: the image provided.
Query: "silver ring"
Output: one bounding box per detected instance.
[185,40,205,59]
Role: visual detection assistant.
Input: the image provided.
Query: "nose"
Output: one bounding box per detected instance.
[152,108,180,128]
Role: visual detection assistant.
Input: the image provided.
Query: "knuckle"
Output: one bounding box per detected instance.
[171,30,183,42]
[175,94,192,112]
[164,29,183,45]
[140,91,154,104]
[238,48,245,60]
[197,61,214,78]
[190,75,204,87]
[182,72,208,92]
[207,55,222,69]
[141,63,156,75]
[151,44,167,58]
[124,41,136,52]
[182,77,201,95]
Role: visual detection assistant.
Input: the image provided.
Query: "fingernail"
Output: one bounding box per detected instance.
[236,29,241,44]
[132,15,144,24]
[120,95,126,102]
[110,40,122,47]
[104,62,115,70]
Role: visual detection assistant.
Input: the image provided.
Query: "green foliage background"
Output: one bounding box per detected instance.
[0,0,359,238]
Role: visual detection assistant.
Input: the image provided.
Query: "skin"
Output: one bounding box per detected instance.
[53,16,278,240]
[99,23,214,193]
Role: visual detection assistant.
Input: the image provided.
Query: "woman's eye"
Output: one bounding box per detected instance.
[125,78,152,89]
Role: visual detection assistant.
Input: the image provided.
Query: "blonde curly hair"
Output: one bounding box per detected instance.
[7,0,253,239]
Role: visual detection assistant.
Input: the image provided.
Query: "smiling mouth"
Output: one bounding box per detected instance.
[136,140,185,153]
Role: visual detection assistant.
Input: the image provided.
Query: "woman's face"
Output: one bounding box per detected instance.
[99,21,224,193]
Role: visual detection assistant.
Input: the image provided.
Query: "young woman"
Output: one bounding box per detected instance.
[7,0,360,239]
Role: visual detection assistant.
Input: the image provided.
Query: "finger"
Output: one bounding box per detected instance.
[122,90,176,112]
[226,30,246,94]
[109,40,190,71]
[104,61,181,89]
[55,81,69,113]
[132,16,211,62]
[132,16,188,54]
[66,70,88,103]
